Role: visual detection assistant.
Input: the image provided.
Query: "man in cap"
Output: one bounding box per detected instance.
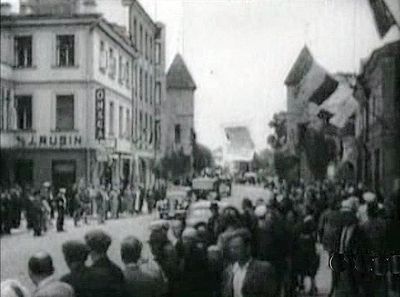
[28,251,74,297]
[222,228,277,297]
[56,188,67,232]
[60,240,93,297]
[84,230,126,297]
[121,236,161,297]
[208,202,220,245]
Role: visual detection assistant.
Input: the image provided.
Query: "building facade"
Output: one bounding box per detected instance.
[123,0,166,187]
[354,41,400,196]
[0,2,138,190]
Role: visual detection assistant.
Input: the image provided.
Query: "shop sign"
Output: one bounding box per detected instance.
[95,88,105,140]
[15,134,82,148]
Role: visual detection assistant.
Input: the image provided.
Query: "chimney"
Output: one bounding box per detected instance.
[77,0,97,14]
[0,3,12,16]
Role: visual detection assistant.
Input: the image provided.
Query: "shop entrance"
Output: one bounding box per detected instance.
[15,159,34,186]
[52,160,76,192]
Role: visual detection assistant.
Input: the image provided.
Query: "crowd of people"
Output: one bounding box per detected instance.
[0,182,167,236]
[1,178,400,297]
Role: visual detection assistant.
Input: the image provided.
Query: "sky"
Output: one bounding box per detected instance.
[2,0,400,151]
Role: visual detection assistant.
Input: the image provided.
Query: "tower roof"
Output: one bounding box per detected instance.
[167,54,196,90]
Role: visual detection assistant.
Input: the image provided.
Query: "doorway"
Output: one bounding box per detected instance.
[52,160,76,192]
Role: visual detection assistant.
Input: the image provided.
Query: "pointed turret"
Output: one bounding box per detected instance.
[166,54,196,90]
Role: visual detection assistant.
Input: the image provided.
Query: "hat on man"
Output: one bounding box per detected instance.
[363,192,376,203]
[254,204,267,218]
[84,230,112,253]
[62,240,90,263]
[59,188,66,194]
[43,181,51,188]
[225,228,252,245]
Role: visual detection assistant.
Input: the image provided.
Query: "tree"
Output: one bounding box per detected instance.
[303,127,337,180]
[273,151,299,181]
[267,111,288,150]
[193,143,214,174]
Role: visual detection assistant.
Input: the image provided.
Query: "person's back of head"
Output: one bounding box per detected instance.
[242,198,253,211]
[121,236,143,265]
[28,251,54,285]
[62,240,89,270]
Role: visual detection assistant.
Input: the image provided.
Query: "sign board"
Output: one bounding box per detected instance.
[15,134,82,149]
[95,88,105,140]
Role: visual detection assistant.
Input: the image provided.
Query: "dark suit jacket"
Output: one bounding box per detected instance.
[87,257,126,297]
[222,259,277,297]
[61,266,96,297]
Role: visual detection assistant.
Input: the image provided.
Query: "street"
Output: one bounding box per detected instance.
[1,184,331,295]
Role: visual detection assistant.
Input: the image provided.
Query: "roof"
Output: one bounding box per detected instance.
[284,46,313,86]
[361,40,400,77]
[167,54,196,90]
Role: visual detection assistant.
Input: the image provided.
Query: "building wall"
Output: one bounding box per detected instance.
[165,88,194,156]
[356,49,400,195]
[0,15,138,189]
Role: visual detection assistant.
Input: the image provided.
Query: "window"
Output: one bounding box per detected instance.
[175,124,181,144]
[125,61,130,88]
[15,95,32,130]
[109,102,114,136]
[156,82,161,104]
[145,113,148,142]
[149,75,153,104]
[14,36,32,68]
[149,115,153,144]
[155,42,161,64]
[133,18,137,44]
[150,37,153,63]
[139,111,143,140]
[56,35,74,67]
[139,25,143,53]
[144,33,147,58]
[118,55,124,84]
[144,73,148,102]
[126,109,131,138]
[139,68,143,100]
[108,48,116,79]
[119,106,124,137]
[56,95,74,130]
[99,41,107,71]
[135,107,138,139]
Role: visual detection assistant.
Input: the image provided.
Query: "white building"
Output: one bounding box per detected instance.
[0,1,139,190]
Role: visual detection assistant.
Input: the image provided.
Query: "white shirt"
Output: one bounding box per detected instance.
[232,260,251,297]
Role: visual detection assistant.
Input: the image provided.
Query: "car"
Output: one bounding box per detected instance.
[157,189,189,220]
[185,200,231,228]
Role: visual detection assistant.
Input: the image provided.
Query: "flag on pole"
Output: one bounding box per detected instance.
[285,46,338,105]
[368,0,396,38]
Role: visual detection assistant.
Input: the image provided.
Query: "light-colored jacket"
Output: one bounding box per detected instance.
[33,277,74,297]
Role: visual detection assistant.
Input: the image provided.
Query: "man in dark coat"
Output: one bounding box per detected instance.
[121,236,162,297]
[60,240,94,297]
[222,228,277,297]
[84,230,126,297]
[56,189,67,232]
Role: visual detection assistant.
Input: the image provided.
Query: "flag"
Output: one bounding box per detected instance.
[369,0,396,38]
[285,46,338,105]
